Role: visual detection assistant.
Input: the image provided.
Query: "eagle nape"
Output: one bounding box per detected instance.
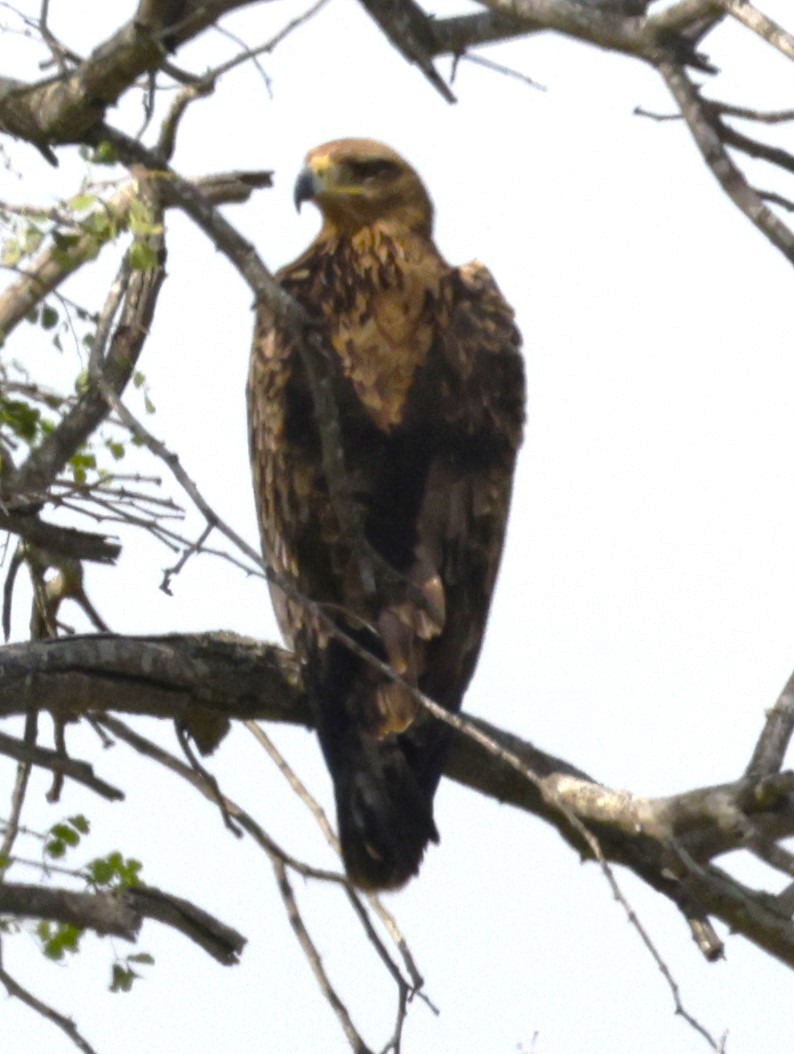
[248,138,525,890]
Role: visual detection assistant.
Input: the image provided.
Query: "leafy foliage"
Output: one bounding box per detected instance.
[36,919,83,961]
[110,953,155,994]
[44,815,90,860]
[85,851,144,891]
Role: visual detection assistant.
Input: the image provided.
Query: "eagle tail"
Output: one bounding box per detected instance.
[329,731,439,891]
[306,643,442,891]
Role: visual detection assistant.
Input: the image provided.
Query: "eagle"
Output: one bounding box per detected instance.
[249,139,525,890]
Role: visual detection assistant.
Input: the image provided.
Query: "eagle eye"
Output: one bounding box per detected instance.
[347,159,401,182]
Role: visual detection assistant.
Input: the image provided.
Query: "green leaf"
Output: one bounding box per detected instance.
[92,141,119,166]
[0,399,41,441]
[69,814,90,834]
[41,305,59,330]
[50,822,80,847]
[41,922,82,960]
[128,242,159,271]
[69,193,96,213]
[87,858,114,886]
[110,963,137,993]
[86,851,144,890]
[127,952,154,965]
[106,440,126,461]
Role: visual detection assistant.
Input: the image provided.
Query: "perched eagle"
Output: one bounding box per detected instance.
[249,139,525,890]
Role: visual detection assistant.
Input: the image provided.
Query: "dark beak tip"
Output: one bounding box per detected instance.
[293,168,316,213]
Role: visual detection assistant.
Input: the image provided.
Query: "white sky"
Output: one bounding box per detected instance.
[2,1,794,1052]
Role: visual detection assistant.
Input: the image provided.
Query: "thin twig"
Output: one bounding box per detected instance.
[0,728,123,800]
[0,711,37,863]
[0,936,99,1054]
[272,858,375,1054]
[659,61,794,265]
[95,714,340,883]
[745,666,794,777]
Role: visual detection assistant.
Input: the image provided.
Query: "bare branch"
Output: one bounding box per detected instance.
[0,937,99,1054]
[427,11,536,55]
[659,62,794,265]
[6,630,794,970]
[357,0,456,102]
[0,881,245,963]
[746,667,794,777]
[273,858,375,1054]
[0,513,120,564]
[719,0,794,61]
[0,0,261,152]
[0,728,123,800]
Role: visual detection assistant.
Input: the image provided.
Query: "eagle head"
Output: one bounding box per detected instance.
[293,138,434,236]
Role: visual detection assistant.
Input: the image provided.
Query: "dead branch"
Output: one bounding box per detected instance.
[0,881,245,964]
[659,61,794,265]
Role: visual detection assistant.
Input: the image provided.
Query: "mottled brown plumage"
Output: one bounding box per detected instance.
[248,139,525,889]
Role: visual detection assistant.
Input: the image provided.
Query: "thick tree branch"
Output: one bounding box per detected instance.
[0,881,245,964]
[3,630,794,968]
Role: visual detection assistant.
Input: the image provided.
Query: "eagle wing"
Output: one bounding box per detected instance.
[249,243,524,889]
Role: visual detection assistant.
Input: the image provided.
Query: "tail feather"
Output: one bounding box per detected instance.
[306,636,446,890]
[331,733,439,891]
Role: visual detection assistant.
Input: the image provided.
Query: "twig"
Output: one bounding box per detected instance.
[200,0,330,86]
[0,711,37,863]
[713,102,794,124]
[272,858,375,1054]
[758,189,794,212]
[0,935,99,1054]
[716,119,794,175]
[745,666,794,777]
[95,713,340,882]
[95,380,263,569]
[659,61,794,265]
[453,50,546,90]
[161,522,214,595]
[246,720,432,1034]
[0,728,123,800]
[175,722,242,836]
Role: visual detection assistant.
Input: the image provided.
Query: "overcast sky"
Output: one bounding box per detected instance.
[3,1,794,1052]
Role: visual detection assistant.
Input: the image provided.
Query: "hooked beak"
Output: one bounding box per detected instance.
[293,167,320,212]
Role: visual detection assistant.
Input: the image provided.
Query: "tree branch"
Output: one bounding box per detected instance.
[659,62,794,266]
[0,0,262,153]
[0,881,245,964]
[4,630,794,968]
